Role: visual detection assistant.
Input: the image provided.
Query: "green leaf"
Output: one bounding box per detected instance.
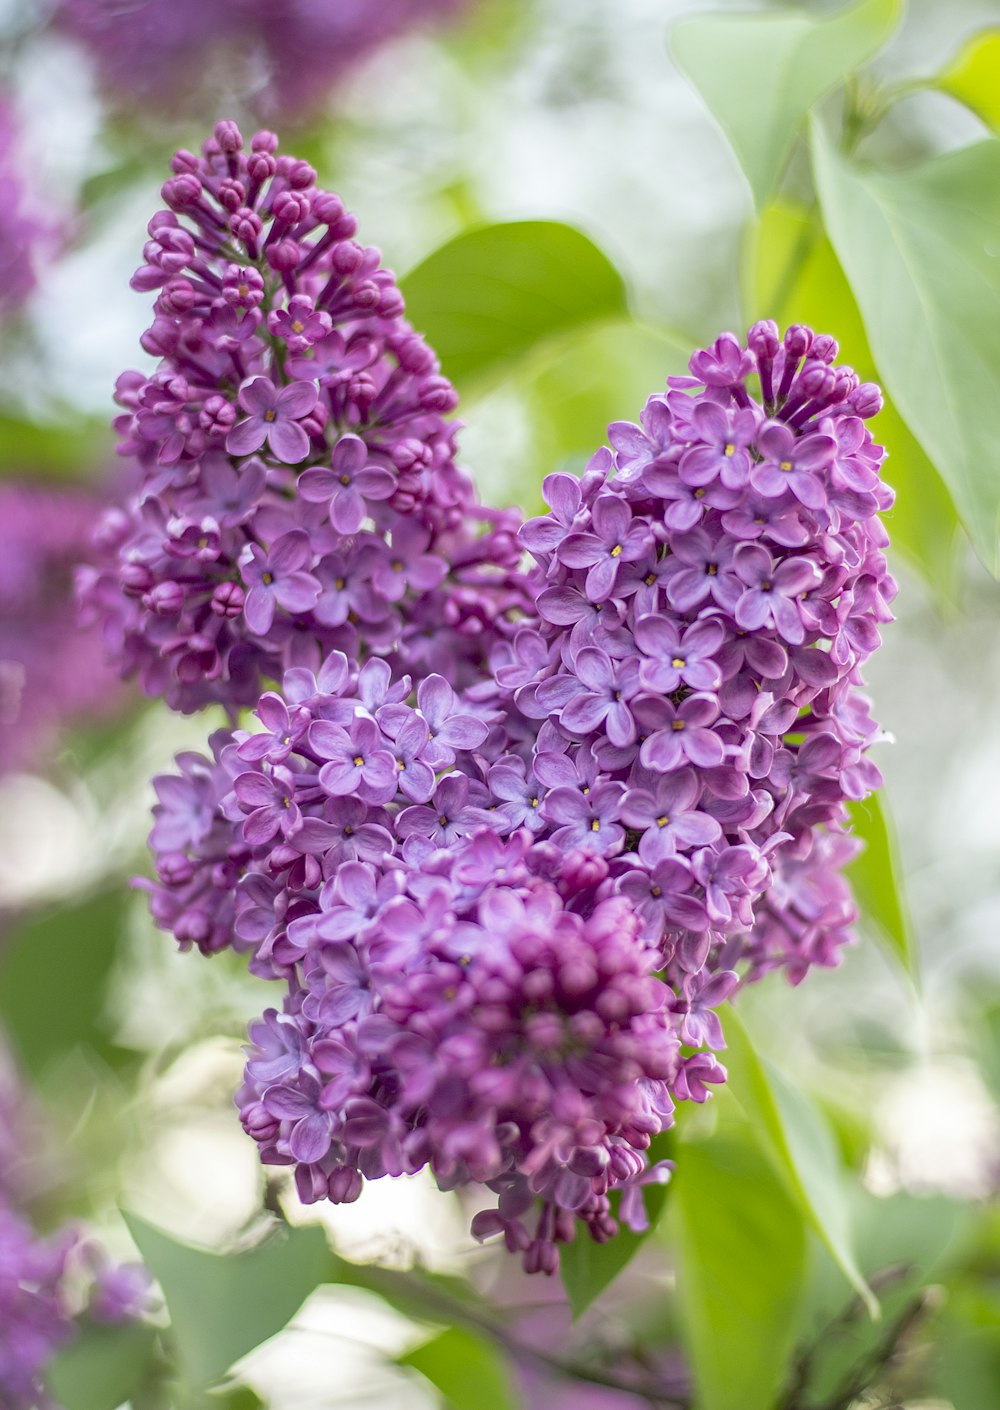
[811,122,1000,573]
[123,1214,330,1393]
[210,1389,265,1410]
[722,1010,876,1315]
[48,1321,157,1410]
[846,794,918,980]
[523,317,694,480]
[0,888,130,1077]
[931,1315,1000,1410]
[401,1326,517,1410]
[669,1124,808,1410]
[938,29,1000,131]
[0,411,110,480]
[400,222,628,390]
[747,201,960,595]
[671,0,901,210]
[559,1132,673,1317]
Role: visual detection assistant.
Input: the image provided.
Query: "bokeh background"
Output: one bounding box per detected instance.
[2,1,1000,1407]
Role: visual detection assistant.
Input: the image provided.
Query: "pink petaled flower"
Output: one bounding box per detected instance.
[267,295,332,351]
[240,531,321,635]
[226,376,318,464]
[299,434,397,535]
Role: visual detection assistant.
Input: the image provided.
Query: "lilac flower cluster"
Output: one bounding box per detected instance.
[511,322,895,986]
[58,0,467,119]
[109,129,894,1274]
[0,1206,77,1410]
[145,680,678,1271]
[0,1040,149,1410]
[0,1204,150,1410]
[0,482,126,775]
[83,122,523,716]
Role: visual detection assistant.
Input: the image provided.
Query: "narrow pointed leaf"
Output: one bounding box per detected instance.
[747,200,960,596]
[938,29,1000,131]
[401,222,627,390]
[48,1321,157,1410]
[846,794,918,980]
[401,1326,517,1410]
[811,121,1000,573]
[671,0,901,209]
[670,1125,807,1410]
[722,1009,877,1314]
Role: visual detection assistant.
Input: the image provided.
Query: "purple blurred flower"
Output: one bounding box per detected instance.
[58,0,469,119]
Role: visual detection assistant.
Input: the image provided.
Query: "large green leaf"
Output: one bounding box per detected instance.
[671,0,901,210]
[559,1132,673,1317]
[401,222,628,390]
[123,1215,330,1394]
[747,201,961,595]
[846,794,918,980]
[722,1010,876,1314]
[0,888,130,1077]
[938,29,1000,131]
[48,1321,158,1410]
[811,123,1000,573]
[401,1326,517,1410]
[669,1122,808,1410]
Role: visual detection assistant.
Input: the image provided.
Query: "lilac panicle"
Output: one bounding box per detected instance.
[84,122,526,716]
[125,145,894,1275]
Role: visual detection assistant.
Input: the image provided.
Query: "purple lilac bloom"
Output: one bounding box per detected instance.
[127,209,895,1273]
[1,482,126,775]
[0,1205,78,1409]
[0,99,52,319]
[0,1043,150,1409]
[81,124,530,715]
[58,0,469,120]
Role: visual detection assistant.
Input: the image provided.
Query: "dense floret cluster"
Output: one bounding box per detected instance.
[83,122,523,715]
[58,0,466,118]
[99,126,895,1274]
